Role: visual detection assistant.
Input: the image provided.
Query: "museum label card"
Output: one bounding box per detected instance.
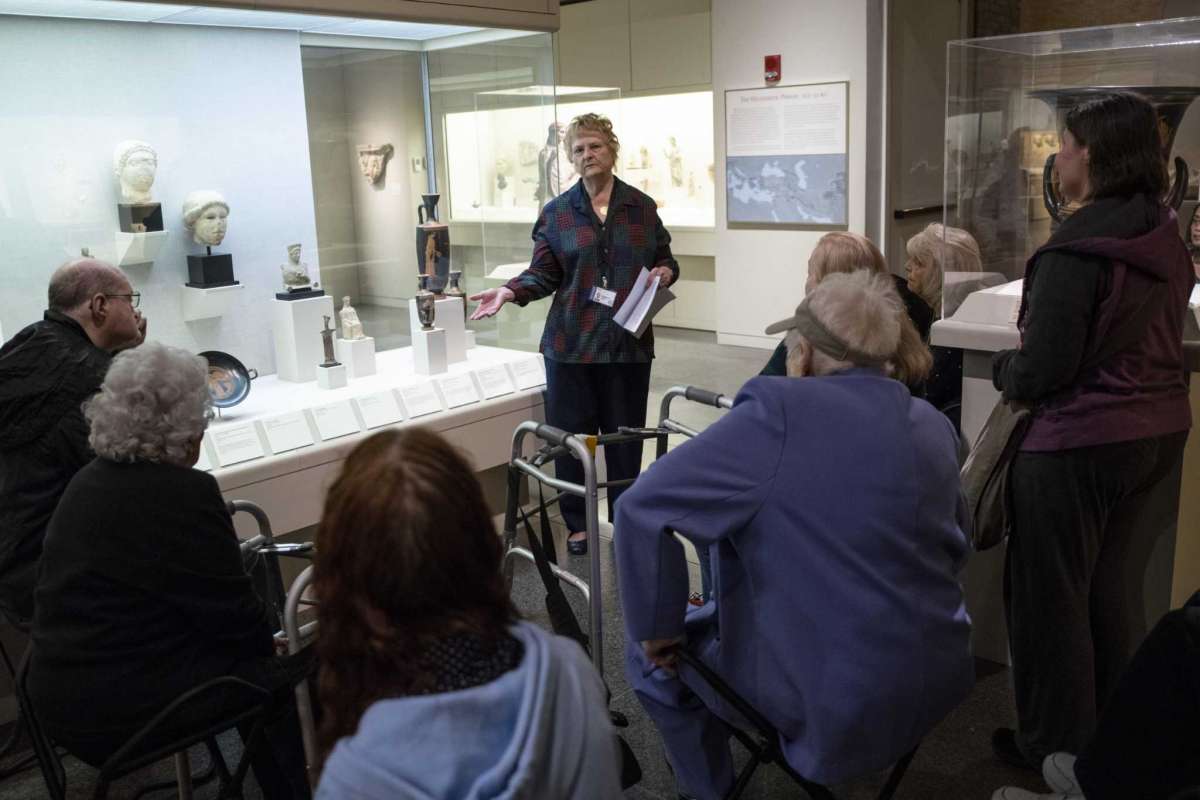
[355,390,404,429]
[194,442,213,472]
[262,411,314,454]
[210,423,266,467]
[438,374,481,409]
[510,357,546,390]
[311,401,361,441]
[400,382,443,418]
[475,365,515,399]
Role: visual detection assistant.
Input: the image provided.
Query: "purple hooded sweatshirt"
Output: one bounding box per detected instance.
[1011,196,1192,451]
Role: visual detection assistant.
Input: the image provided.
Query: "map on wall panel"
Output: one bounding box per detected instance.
[726,154,847,225]
[725,81,849,227]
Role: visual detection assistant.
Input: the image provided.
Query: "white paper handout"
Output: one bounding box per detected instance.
[613,267,676,337]
[355,390,405,429]
[262,411,314,455]
[475,365,515,399]
[311,401,361,441]
[209,423,266,467]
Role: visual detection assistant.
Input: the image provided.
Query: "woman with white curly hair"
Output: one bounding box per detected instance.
[28,342,312,799]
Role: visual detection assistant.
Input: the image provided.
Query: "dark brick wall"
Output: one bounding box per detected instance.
[971,0,1178,38]
[974,0,1020,37]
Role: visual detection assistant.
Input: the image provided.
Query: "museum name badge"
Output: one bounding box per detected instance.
[589,286,617,307]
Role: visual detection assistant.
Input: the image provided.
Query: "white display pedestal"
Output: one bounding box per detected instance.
[335,336,377,378]
[181,283,245,322]
[114,230,169,267]
[272,295,335,383]
[409,297,466,363]
[316,363,348,389]
[413,327,448,375]
[466,330,477,349]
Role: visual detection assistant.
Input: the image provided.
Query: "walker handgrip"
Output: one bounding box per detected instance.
[535,424,572,447]
[684,387,725,407]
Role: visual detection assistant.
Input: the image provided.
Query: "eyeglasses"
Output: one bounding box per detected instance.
[105,292,141,309]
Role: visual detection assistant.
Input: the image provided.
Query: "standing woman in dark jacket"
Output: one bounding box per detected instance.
[470,113,679,555]
[991,92,1193,770]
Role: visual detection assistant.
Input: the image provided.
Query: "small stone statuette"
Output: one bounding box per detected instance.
[281,244,312,292]
[113,140,157,204]
[114,140,163,233]
[320,315,340,367]
[445,270,467,323]
[665,136,683,188]
[357,144,394,184]
[416,275,436,331]
[340,296,365,340]
[182,191,230,248]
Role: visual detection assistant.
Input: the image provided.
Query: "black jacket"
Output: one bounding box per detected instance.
[0,311,110,621]
[28,458,274,739]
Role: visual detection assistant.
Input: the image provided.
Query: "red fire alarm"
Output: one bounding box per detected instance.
[764,54,781,83]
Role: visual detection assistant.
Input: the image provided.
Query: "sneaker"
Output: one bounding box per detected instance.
[566,533,587,555]
[991,789,1079,800]
[992,727,1040,772]
[1042,753,1082,795]
[687,592,705,607]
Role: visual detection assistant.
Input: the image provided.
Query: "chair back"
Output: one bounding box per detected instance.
[14,647,66,799]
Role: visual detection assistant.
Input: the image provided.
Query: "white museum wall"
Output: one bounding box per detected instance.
[0,16,321,375]
[302,54,361,306]
[341,53,429,309]
[712,0,873,349]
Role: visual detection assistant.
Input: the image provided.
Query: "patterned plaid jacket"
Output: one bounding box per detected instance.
[504,176,679,364]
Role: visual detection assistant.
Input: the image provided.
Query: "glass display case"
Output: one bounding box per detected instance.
[438,83,715,349]
[0,2,555,370]
[444,88,717,230]
[942,16,1200,320]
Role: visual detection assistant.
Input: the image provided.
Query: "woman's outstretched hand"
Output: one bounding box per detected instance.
[469,287,515,320]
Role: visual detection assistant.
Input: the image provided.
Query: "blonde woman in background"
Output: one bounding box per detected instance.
[905,223,984,431]
[759,231,933,391]
[904,222,983,318]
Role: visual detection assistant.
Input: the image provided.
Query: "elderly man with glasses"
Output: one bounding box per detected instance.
[0,257,146,625]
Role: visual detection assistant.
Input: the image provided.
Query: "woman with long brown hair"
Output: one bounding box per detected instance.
[313,428,620,799]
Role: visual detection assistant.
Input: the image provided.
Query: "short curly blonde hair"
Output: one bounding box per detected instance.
[85,342,213,465]
[565,113,620,161]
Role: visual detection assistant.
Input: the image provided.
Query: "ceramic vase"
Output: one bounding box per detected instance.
[445,270,467,323]
[416,275,436,331]
[416,193,451,294]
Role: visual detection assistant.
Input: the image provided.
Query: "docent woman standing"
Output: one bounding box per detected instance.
[471,113,679,555]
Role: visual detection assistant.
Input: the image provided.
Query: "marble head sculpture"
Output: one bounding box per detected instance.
[182,190,230,247]
[357,144,394,184]
[113,140,158,204]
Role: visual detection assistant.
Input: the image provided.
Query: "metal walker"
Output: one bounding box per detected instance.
[500,385,733,678]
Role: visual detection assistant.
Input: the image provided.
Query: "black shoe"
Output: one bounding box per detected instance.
[567,535,588,555]
[991,727,1039,773]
